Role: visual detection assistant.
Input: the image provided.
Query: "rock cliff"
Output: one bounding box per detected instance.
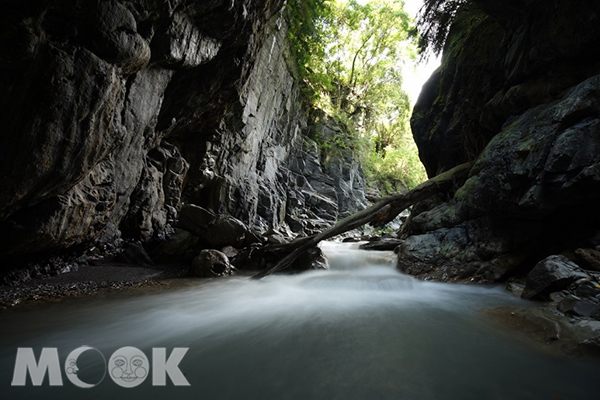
[402,0,600,282]
[0,0,366,270]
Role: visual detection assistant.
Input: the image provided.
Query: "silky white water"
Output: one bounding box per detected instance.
[2,242,600,400]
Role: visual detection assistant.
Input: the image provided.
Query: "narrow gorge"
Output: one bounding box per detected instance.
[1,0,600,399]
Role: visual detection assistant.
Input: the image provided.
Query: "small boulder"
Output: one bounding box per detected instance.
[190,250,233,278]
[522,255,589,300]
[557,295,600,318]
[573,280,600,299]
[220,245,239,259]
[506,282,526,297]
[290,247,329,272]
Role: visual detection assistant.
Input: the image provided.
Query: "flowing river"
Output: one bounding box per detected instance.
[1,242,600,400]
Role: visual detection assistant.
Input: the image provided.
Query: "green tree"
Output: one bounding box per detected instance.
[288,0,427,192]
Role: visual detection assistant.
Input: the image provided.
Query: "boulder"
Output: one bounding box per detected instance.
[151,228,199,264]
[190,250,233,278]
[557,295,600,318]
[522,255,589,300]
[220,246,239,259]
[290,247,329,272]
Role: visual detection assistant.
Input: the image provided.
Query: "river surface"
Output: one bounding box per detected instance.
[1,242,600,400]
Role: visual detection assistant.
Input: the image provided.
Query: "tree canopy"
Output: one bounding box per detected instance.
[287,0,426,191]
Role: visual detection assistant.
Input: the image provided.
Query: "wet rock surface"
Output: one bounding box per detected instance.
[522,256,590,300]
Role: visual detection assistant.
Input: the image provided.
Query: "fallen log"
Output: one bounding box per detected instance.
[252,162,473,279]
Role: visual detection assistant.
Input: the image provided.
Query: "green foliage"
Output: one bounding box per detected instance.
[287,0,427,193]
[363,135,427,192]
[286,0,333,104]
[308,111,362,163]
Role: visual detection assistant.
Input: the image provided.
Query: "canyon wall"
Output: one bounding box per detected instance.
[402,0,600,281]
[0,0,365,267]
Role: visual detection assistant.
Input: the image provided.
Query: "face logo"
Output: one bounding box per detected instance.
[66,359,78,375]
[108,347,149,388]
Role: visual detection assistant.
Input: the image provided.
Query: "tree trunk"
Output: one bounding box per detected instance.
[252,162,473,279]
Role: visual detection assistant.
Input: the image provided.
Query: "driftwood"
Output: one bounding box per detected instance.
[252,162,473,279]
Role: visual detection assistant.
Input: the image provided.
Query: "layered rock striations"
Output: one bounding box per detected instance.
[0,0,366,268]
[402,0,600,282]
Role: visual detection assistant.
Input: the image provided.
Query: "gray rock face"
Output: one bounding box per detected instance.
[413,0,600,177]
[115,242,155,267]
[286,137,340,234]
[399,0,600,281]
[522,256,589,300]
[315,120,368,217]
[177,204,260,248]
[0,0,367,267]
[399,75,600,281]
[0,0,262,262]
[412,4,505,176]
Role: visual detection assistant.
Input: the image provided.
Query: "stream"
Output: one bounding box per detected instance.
[2,242,600,400]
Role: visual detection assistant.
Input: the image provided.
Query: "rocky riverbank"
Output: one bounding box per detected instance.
[486,254,600,358]
[0,261,188,309]
[484,306,600,359]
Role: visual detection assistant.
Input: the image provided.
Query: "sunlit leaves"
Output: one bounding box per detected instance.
[287,0,427,191]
